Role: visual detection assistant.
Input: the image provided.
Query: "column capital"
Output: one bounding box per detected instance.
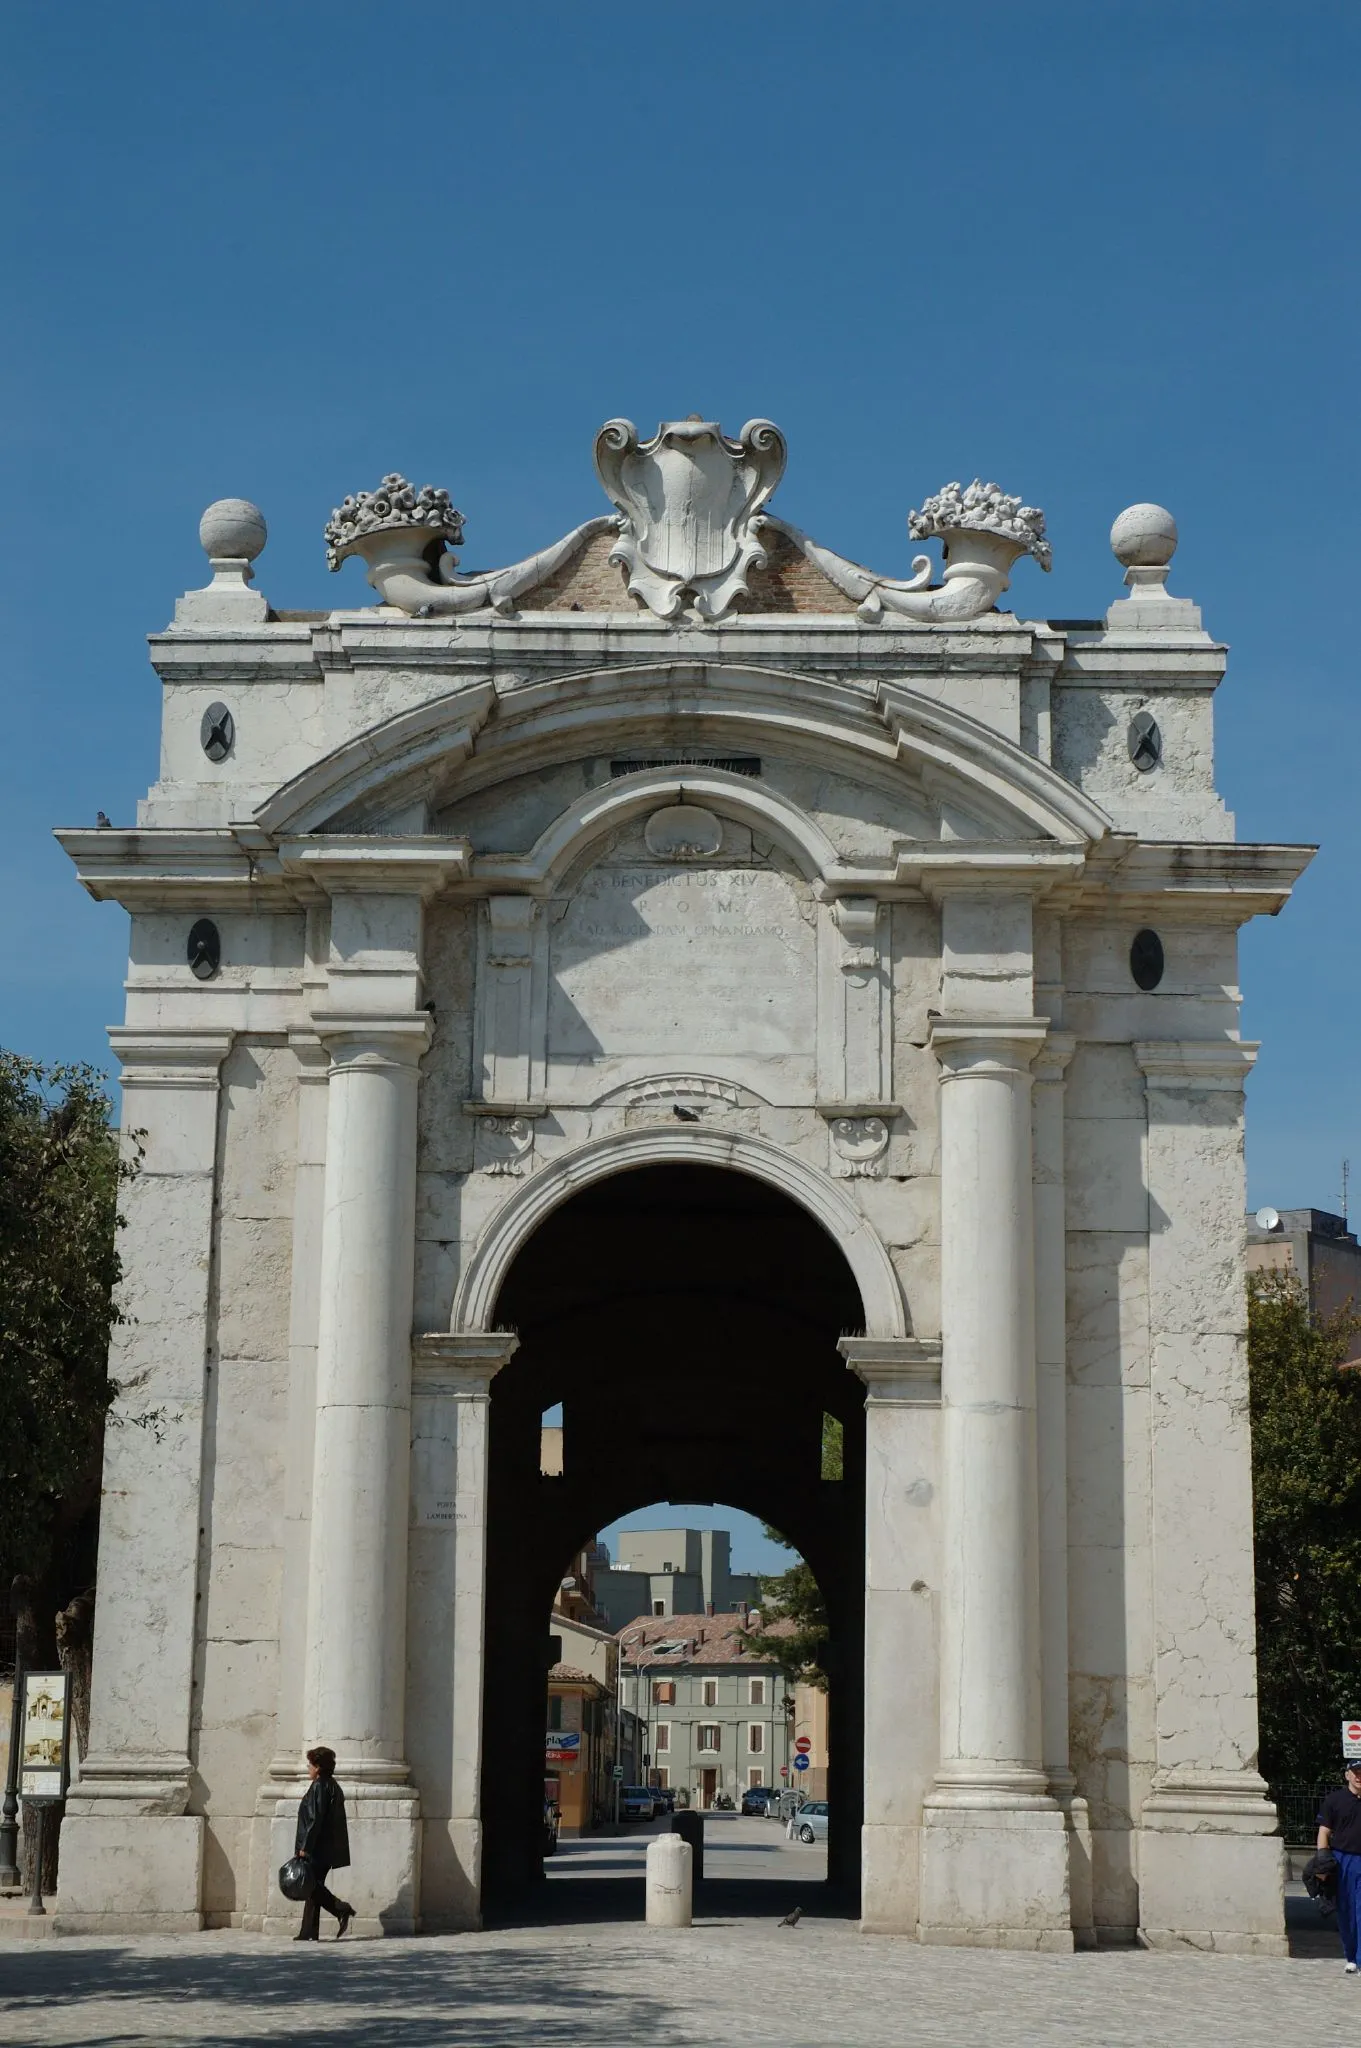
[414,1330,520,1394]
[1134,1039,1258,1092]
[107,1027,234,1088]
[310,1011,432,1065]
[929,1017,1049,1076]
[839,1336,942,1405]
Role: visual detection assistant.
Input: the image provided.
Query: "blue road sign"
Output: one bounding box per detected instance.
[794,1754,810,1771]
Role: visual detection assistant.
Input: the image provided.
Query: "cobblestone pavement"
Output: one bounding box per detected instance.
[1,1917,1357,2048]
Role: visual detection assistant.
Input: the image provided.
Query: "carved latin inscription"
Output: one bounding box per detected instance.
[549,864,814,1061]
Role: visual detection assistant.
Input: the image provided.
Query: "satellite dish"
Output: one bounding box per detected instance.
[1255,1207,1282,1232]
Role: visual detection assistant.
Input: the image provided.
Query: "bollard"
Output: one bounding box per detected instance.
[669,1805,704,1882]
[645,1830,693,1927]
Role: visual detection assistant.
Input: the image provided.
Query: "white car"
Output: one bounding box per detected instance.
[787,1799,828,1844]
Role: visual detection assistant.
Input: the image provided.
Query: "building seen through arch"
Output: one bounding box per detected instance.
[54,422,1310,1949]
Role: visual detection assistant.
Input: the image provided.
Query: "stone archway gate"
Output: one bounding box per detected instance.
[53,423,1309,1950]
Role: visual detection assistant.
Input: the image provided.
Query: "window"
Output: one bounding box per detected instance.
[747,1723,764,1754]
[748,1677,765,1706]
[702,1678,717,1707]
[748,1768,764,1789]
[653,1680,675,1705]
[697,1725,721,1753]
[655,1724,670,1753]
[653,1601,665,1616]
[656,1766,670,1789]
[548,1696,562,1731]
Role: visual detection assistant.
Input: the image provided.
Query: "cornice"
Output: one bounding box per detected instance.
[107,1026,235,1086]
[279,837,472,898]
[1064,840,1316,924]
[1134,1039,1259,1090]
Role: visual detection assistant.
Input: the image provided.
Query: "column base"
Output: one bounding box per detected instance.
[262,1788,422,1938]
[919,1789,1073,1950]
[1137,1773,1286,1955]
[53,1813,205,1934]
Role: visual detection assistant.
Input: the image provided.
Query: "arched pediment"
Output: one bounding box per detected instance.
[253,660,1112,854]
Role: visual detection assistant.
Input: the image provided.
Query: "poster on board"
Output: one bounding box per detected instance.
[20,1670,70,1799]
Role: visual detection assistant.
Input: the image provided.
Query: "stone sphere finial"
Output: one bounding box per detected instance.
[199,498,267,563]
[1110,503,1177,570]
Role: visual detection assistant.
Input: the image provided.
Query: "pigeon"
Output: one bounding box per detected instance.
[778,1906,802,1929]
[96,811,113,828]
[672,1105,701,1122]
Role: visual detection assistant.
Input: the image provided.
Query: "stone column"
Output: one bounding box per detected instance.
[262,844,462,1938]
[1133,1040,1284,1954]
[407,1331,519,1931]
[839,1337,941,1935]
[269,1012,431,1936]
[1031,1030,1095,1946]
[56,1027,234,1934]
[921,1016,1071,1949]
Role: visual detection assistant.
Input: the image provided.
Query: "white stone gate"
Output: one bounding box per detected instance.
[53,425,1307,1948]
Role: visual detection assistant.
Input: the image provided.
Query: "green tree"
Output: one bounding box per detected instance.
[0,1054,135,1678]
[747,1414,844,1691]
[1249,1269,1361,1786]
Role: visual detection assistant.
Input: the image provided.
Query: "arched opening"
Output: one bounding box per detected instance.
[479,1162,867,1921]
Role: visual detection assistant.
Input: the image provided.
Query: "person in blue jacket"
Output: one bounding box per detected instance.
[1317,1760,1361,1973]
[294,1746,353,1941]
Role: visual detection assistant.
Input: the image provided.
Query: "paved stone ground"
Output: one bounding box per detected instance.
[2,1822,1352,2047]
[3,1919,1358,2047]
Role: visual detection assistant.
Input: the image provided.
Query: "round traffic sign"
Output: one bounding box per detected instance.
[1347,1723,1361,1741]
[794,1753,810,1771]
[794,1736,812,1754]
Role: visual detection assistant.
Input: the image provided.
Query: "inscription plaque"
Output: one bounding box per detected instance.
[549,863,814,1060]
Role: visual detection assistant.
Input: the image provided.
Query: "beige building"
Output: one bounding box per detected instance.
[1246,1207,1361,1363]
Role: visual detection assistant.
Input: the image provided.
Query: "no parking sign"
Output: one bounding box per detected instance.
[1343,1718,1361,1759]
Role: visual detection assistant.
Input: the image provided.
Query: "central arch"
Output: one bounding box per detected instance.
[477,1158,871,1918]
[453,1125,908,1338]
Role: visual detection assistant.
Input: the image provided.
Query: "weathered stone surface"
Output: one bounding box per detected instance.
[56,430,1311,1952]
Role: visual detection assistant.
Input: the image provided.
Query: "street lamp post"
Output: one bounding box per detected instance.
[0,1634,23,1889]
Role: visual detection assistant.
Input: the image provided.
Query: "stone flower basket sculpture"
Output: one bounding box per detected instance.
[775,479,1051,623]
[325,472,612,617]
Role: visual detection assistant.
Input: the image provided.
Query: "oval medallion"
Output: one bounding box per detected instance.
[644,804,722,860]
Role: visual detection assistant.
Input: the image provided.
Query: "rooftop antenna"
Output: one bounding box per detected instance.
[1343,1159,1350,1227]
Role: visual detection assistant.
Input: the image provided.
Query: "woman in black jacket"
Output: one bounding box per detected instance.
[294,1746,354,1940]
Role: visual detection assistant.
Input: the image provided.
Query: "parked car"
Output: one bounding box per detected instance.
[788,1800,829,1844]
[651,1784,676,1814]
[620,1785,656,1820]
[741,1784,777,1816]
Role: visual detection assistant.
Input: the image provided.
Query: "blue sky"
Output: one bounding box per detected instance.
[3,4,1356,1238]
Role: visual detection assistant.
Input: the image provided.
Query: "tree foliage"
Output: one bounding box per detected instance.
[748,1414,844,1689]
[0,1054,133,1641]
[1249,1269,1361,1785]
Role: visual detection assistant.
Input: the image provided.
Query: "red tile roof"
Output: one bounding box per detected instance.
[614,1612,796,1665]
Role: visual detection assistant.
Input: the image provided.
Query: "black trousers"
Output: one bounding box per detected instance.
[297,1864,349,1939]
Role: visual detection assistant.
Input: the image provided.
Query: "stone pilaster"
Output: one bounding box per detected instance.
[407,1332,519,1930]
[1133,1040,1285,1955]
[1031,1029,1094,1945]
[840,1337,941,1935]
[56,1027,234,1934]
